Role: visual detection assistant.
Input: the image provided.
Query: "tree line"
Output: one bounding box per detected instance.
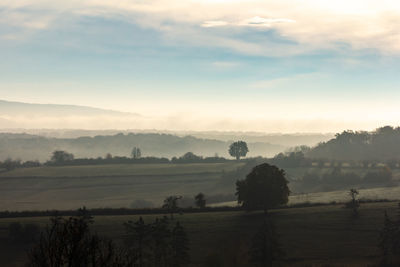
[27,208,190,267]
[307,126,400,161]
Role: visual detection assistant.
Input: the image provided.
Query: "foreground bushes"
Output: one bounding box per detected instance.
[27,209,190,267]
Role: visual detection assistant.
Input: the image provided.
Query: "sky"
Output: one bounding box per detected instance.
[1,0,400,132]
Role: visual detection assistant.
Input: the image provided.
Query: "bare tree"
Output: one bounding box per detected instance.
[162,196,182,219]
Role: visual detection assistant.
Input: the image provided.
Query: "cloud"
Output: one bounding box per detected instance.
[201,16,294,28]
[2,0,400,55]
[201,20,228,28]
[250,73,328,90]
[238,16,295,27]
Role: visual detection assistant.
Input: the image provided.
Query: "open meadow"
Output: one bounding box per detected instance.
[0,163,243,211]
[1,162,400,211]
[0,201,397,266]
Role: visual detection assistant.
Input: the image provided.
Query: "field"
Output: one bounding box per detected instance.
[2,162,400,211]
[0,163,243,211]
[0,201,397,266]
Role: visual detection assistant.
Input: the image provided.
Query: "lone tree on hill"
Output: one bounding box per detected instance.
[131,147,142,159]
[236,163,289,213]
[194,193,206,209]
[229,141,249,160]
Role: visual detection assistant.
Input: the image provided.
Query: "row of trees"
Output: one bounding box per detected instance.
[28,209,190,267]
[0,141,250,171]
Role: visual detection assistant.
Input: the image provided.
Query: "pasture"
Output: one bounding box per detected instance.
[0,163,243,211]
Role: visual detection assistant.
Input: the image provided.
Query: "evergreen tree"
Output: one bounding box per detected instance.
[151,217,171,267]
[171,222,190,267]
[124,217,152,267]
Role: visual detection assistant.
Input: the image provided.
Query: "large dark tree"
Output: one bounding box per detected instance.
[229,141,249,160]
[236,163,289,212]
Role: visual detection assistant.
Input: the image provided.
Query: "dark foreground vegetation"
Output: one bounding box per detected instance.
[1,201,399,266]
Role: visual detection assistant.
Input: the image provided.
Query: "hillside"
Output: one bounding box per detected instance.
[0,133,285,161]
[0,99,137,117]
[307,126,400,161]
[0,99,141,129]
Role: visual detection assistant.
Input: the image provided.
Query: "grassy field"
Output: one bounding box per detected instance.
[0,163,243,211]
[1,162,400,211]
[212,186,400,207]
[0,201,397,266]
[283,166,400,181]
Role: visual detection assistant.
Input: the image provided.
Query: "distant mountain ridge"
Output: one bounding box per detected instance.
[0,99,143,129]
[0,99,139,117]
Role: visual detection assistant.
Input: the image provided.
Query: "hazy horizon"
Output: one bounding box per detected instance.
[0,98,395,133]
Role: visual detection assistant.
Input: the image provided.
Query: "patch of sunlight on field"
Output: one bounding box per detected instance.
[210,186,400,207]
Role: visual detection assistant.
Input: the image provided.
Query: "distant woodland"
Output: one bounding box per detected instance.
[307,126,400,161]
[0,133,284,161]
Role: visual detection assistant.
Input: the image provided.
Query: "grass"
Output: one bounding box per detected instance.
[0,163,243,178]
[0,201,397,266]
[0,162,243,211]
[284,166,400,181]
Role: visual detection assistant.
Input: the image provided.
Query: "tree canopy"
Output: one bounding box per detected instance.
[236,163,289,212]
[307,126,400,161]
[229,141,249,160]
[50,150,74,164]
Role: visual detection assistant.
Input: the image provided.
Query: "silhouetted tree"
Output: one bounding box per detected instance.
[131,147,142,159]
[379,209,400,266]
[171,152,203,163]
[124,217,190,267]
[50,150,74,164]
[346,188,360,217]
[250,218,282,267]
[171,222,190,267]
[124,217,153,267]
[151,217,171,266]
[28,212,124,266]
[236,163,289,213]
[2,158,21,171]
[229,141,249,160]
[162,196,182,219]
[194,193,206,209]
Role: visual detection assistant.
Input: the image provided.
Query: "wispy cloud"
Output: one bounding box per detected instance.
[201,20,228,28]
[201,16,295,28]
[2,1,400,55]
